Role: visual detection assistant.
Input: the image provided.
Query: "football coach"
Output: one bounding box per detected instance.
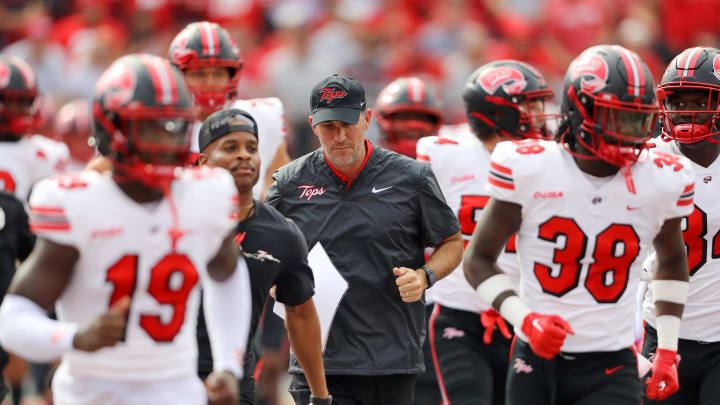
[265,74,463,405]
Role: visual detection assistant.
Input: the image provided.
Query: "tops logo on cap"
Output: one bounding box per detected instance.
[319,87,347,103]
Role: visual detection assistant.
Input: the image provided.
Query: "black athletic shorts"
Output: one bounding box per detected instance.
[642,324,720,405]
[430,304,511,405]
[507,338,641,405]
[289,373,416,405]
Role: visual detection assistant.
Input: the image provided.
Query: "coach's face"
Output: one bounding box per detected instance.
[311,109,371,168]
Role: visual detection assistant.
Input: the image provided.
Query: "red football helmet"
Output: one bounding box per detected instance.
[376,77,442,158]
[168,21,243,115]
[656,47,720,144]
[92,54,195,189]
[0,54,41,137]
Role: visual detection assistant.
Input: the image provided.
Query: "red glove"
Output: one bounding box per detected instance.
[645,348,680,400]
[520,313,574,359]
[480,309,512,344]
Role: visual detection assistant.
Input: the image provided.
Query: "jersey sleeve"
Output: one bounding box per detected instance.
[417,163,461,247]
[27,177,78,248]
[415,136,436,163]
[486,141,523,205]
[273,220,315,306]
[661,159,695,221]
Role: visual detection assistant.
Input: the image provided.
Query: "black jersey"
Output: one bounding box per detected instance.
[197,200,314,377]
[266,140,460,375]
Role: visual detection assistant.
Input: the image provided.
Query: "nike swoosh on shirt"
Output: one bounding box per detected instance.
[372,186,392,193]
[605,365,624,375]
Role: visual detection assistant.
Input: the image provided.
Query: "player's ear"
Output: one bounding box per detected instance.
[196,153,209,166]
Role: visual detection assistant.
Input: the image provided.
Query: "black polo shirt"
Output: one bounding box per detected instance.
[266,140,460,375]
[197,200,315,378]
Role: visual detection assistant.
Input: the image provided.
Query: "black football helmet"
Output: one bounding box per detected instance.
[560,44,658,169]
[463,60,555,140]
[92,54,195,188]
[656,47,720,144]
[0,54,40,136]
[168,21,242,115]
[376,77,442,158]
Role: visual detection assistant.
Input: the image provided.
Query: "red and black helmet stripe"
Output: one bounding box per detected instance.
[406,77,426,103]
[676,47,704,78]
[199,21,220,57]
[140,55,178,105]
[612,45,645,96]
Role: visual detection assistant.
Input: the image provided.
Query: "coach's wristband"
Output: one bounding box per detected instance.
[310,395,333,405]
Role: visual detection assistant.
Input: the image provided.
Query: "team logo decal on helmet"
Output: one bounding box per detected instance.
[570,53,609,94]
[95,62,137,110]
[713,54,720,81]
[478,66,527,95]
[319,88,347,103]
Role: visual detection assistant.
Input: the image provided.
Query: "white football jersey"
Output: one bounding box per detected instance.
[417,125,520,314]
[190,98,288,200]
[643,138,720,342]
[28,168,238,381]
[488,139,694,352]
[0,135,69,200]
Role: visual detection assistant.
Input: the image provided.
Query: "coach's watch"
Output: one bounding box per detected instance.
[421,266,437,288]
[310,395,333,405]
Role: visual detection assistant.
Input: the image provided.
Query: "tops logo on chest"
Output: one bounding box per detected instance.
[298,185,326,200]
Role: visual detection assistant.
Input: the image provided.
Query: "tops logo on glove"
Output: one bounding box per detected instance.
[319,88,347,103]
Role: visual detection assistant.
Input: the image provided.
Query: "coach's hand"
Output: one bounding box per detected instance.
[394,267,427,303]
[520,312,574,359]
[645,348,680,400]
[73,296,130,352]
[206,370,239,405]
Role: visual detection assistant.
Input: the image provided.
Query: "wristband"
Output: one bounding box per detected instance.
[655,314,681,352]
[310,395,333,405]
[498,295,532,328]
[421,266,436,288]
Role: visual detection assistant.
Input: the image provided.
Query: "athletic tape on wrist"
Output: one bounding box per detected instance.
[498,295,532,328]
[655,314,681,352]
[476,273,515,306]
[653,280,689,304]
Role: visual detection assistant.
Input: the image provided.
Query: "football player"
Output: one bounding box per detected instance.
[418,60,555,405]
[463,45,693,404]
[641,46,720,405]
[376,77,442,159]
[168,21,291,198]
[0,54,69,200]
[0,54,251,405]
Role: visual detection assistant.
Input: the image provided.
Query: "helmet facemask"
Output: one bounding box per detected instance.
[657,85,720,144]
[0,89,40,136]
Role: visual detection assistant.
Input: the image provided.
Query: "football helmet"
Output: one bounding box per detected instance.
[168,21,242,114]
[656,47,720,144]
[92,54,195,188]
[55,99,94,163]
[560,44,658,169]
[376,77,442,157]
[463,60,555,140]
[0,54,40,136]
